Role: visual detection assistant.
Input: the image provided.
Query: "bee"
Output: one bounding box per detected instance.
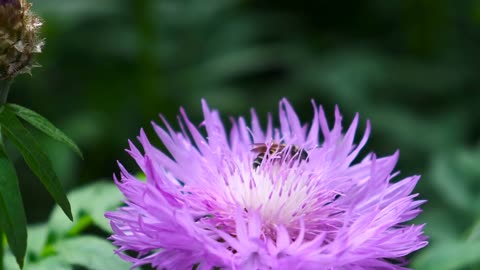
[251,143,308,169]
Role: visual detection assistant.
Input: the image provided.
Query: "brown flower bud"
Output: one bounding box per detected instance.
[0,0,43,80]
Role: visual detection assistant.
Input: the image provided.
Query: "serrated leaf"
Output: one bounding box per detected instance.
[27,225,49,257]
[3,225,50,270]
[7,104,83,159]
[0,146,27,269]
[413,209,460,242]
[55,236,129,270]
[412,241,480,270]
[431,154,473,213]
[5,254,72,270]
[0,106,72,220]
[28,256,71,270]
[467,220,480,242]
[1,234,4,269]
[4,249,21,270]
[49,181,123,236]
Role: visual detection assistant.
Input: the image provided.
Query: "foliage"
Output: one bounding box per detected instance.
[0,103,81,267]
[2,181,127,270]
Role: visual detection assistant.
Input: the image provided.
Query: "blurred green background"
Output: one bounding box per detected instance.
[7,0,480,268]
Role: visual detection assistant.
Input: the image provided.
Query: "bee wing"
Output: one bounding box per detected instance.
[251,143,268,153]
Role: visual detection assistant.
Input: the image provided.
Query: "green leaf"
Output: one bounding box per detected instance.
[55,236,129,270]
[3,225,51,269]
[467,220,480,242]
[1,231,4,270]
[48,181,123,236]
[7,104,83,159]
[4,249,22,270]
[4,253,72,270]
[28,256,71,270]
[412,241,480,270]
[27,225,49,257]
[413,209,460,242]
[430,154,473,213]
[0,106,72,220]
[0,146,27,268]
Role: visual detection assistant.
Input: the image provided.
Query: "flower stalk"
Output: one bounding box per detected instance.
[0,79,12,105]
[0,78,8,270]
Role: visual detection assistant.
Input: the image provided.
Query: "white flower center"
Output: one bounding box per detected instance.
[227,160,312,228]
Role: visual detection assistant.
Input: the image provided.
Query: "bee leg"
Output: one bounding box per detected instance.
[300,149,309,161]
[323,194,341,206]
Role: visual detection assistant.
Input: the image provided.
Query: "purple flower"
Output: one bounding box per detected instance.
[106,99,427,270]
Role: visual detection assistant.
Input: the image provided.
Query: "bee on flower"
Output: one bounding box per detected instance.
[106,99,428,270]
[250,142,309,169]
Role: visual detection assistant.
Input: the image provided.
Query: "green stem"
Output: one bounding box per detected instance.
[0,79,13,145]
[0,80,11,270]
[0,79,12,105]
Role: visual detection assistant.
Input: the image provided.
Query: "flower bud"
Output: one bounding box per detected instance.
[0,0,43,80]
[0,0,19,5]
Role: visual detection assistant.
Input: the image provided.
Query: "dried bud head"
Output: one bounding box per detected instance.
[0,0,43,80]
[0,0,20,6]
